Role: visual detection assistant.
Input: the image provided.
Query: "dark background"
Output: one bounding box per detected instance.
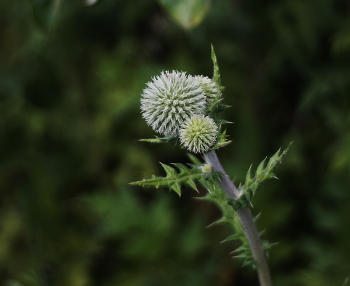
[1,0,350,285]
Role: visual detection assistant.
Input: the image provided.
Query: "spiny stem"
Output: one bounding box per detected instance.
[204,150,273,286]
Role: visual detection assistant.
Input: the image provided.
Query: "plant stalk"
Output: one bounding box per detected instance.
[204,150,273,286]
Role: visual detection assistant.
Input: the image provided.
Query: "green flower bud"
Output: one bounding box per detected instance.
[140,71,207,137]
[194,75,221,106]
[179,115,218,154]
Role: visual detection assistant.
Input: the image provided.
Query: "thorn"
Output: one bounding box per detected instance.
[254,213,261,221]
[259,228,266,235]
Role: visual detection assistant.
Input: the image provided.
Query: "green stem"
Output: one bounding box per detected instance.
[204,150,273,286]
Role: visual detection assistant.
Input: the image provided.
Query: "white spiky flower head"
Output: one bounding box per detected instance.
[194,75,221,106]
[179,115,218,154]
[141,71,207,137]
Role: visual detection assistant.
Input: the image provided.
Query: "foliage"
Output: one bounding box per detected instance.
[158,0,211,30]
[1,0,350,285]
[132,142,289,269]
[131,162,219,195]
[132,47,291,273]
[230,143,292,210]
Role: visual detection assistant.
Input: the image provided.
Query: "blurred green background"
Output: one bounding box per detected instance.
[1,0,350,285]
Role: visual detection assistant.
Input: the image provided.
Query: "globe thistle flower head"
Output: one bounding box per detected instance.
[179,115,218,154]
[141,71,207,137]
[194,75,221,106]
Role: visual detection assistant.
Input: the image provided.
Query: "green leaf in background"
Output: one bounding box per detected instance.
[158,0,211,30]
[29,0,60,28]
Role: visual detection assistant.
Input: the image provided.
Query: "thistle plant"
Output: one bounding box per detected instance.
[131,46,291,286]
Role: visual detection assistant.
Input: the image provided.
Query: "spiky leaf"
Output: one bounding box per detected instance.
[199,180,258,267]
[211,45,222,88]
[130,163,220,196]
[200,145,291,267]
[211,129,232,150]
[236,142,292,208]
[139,136,176,143]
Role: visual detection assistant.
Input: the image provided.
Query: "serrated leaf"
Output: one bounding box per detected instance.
[130,162,207,196]
[196,176,259,268]
[172,163,198,191]
[170,182,182,196]
[271,148,281,160]
[255,158,266,176]
[161,163,177,177]
[186,179,198,191]
[237,142,292,209]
